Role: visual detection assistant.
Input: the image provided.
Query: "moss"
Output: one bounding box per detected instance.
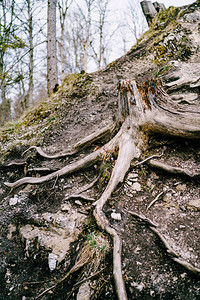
[153,65,172,78]
[61,73,93,99]
[0,72,94,162]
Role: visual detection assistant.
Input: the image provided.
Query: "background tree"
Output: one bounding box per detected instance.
[127,0,147,41]
[0,0,25,124]
[90,0,112,70]
[0,0,148,122]
[58,0,73,79]
[47,0,58,95]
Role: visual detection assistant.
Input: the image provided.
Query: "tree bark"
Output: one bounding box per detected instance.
[27,0,33,107]
[47,0,58,95]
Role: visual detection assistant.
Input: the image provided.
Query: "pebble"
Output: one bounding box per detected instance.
[131,281,145,291]
[9,195,20,206]
[75,200,82,206]
[60,203,71,211]
[179,225,186,229]
[77,281,91,300]
[132,182,142,192]
[187,199,200,211]
[176,184,187,192]
[111,212,122,221]
[48,253,58,271]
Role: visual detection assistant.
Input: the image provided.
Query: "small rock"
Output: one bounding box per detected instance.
[77,281,91,300]
[132,182,142,192]
[150,290,155,296]
[48,253,58,271]
[128,173,138,180]
[60,203,71,211]
[127,181,133,186]
[187,199,200,211]
[75,200,82,206]
[9,195,19,206]
[163,192,172,202]
[131,281,145,291]
[173,276,178,282]
[179,225,186,229]
[111,212,122,221]
[180,273,187,279]
[176,184,187,192]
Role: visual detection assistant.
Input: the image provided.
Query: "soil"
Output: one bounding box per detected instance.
[0,2,200,299]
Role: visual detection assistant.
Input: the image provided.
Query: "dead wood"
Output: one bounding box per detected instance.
[131,152,164,168]
[65,194,95,202]
[147,190,164,210]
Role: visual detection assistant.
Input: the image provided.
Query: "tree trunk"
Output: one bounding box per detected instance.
[47,0,58,95]
[27,0,33,107]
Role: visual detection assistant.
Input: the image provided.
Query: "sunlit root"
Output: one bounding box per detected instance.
[23,122,116,159]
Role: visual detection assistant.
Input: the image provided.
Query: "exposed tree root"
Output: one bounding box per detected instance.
[131,152,164,168]
[148,159,200,178]
[4,160,27,167]
[4,78,200,298]
[23,122,116,159]
[4,125,121,190]
[94,127,142,300]
[127,210,200,278]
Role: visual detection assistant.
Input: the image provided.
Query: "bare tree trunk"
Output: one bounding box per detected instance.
[27,0,33,107]
[0,0,13,124]
[58,0,73,79]
[47,0,58,95]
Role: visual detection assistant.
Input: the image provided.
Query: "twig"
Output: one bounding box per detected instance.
[26,167,57,173]
[65,194,95,202]
[132,152,164,168]
[23,281,49,285]
[146,191,164,210]
[52,175,59,189]
[4,161,26,167]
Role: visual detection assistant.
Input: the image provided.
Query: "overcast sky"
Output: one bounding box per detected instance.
[115,0,196,9]
[157,0,196,7]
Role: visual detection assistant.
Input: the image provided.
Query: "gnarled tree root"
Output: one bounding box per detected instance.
[4,78,200,298]
[128,211,200,278]
[4,129,120,190]
[148,159,200,178]
[23,122,116,159]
